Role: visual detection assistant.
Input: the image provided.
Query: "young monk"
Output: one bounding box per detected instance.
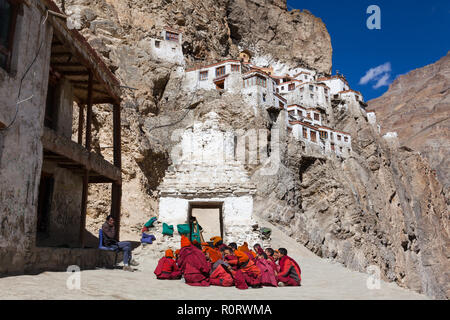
[276,248,301,286]
[233,250,262,289]
[220,246,238,271]
[255,249,277,287]
[209,246,235,287]
[177,235,211,286]
[238,242,257,262]
[265,248,280,274]
[202,241,222,264]
[154,249,182,280]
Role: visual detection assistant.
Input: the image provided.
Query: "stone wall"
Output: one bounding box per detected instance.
[0,1,53,273]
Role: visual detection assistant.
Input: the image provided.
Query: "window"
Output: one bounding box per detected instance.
[310,131,317,142]
[304,75,307,80]
[0,0,19,72]
[216,66,225,77]
[154,40,160,48]
[302,127,308,139]
[36,172,55,235]
[279,102,284,109]
[45,71,60,130]
[300,87,304,92]
[256,76,266,87]
[165,31,179,42]
[231,64,240,72]
[330,132,334,140]
[337,135,342,141]
[319,131,328,139]
[288,83,295,91]
[262,93,266,102]
[199,70,208,81]
[344,136,348,142]
[324,88,328,95]
[310,94,314,99]
[276,88,279,93]
[314,113,320,121]
[309,85,314,91]
[331,143,335,151]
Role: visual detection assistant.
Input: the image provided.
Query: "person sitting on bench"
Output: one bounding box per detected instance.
[102,215,139,272]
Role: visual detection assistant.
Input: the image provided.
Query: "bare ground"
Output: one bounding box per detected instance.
[0,218,428,300]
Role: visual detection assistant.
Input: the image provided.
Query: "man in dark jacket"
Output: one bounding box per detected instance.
[102,215,138,272]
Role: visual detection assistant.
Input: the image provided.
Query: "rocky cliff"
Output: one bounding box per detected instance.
[57,0,448,298]
[367,52,450,203]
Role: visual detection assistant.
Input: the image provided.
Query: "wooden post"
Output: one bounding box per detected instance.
[79,71,93,247]
[77,104,84,145]
[111,102,122,241]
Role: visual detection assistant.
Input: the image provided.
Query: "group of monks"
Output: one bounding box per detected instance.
[153,235,301,289]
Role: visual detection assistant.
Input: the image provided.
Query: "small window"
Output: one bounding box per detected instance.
[199,70,208,81]
[165,31,179,42]
[310,131,317,142]
[300,87,304,92]
[262,93,266,102]
[231,64,240,72]
[331,143,335,151]
[281,86,284,90]
[154,40,160,48]
[302,127,308,139]
[288,83,295,91]
[337,135,342,141]
[344,136,349,142]
[216,66,225,77]
[0,0,19,72]
[309,85,314,91]
[319,131,328,139]
[314,113,320,121]
[310,94,314,99]
[330,132,334,140]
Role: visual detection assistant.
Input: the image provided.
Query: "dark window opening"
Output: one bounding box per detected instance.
[288,83,295,91]
[0,0,19,72]
[310,131,317,142]
[215,79,224,90]
[154,40,160,48]
[45,71,60,129]
[36,172,54,236]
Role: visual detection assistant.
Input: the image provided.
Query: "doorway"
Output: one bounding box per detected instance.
[188,202,223,241]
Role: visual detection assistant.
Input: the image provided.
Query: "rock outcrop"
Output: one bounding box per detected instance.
[367,52,450,202]
[57,0,448,298]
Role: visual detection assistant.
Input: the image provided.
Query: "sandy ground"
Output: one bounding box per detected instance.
[0,219,428,300]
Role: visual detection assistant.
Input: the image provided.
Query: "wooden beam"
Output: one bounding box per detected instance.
[80,71,93,248]
[111,102,122,241]
[77,103,84,145]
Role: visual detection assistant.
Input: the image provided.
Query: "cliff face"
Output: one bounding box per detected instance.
[367,52,450,202]
[57,0,448,298]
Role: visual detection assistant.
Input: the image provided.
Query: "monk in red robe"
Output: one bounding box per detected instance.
[265,247,280,274]
[154,249,182,280]
[255,249,278,287]
[233,250,262,289]
[276,248,301,286]
[221,247,239,271]
[238,242,257,263]
[177,235,211,286]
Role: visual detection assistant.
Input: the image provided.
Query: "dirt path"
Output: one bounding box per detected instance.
[0,219,428,300]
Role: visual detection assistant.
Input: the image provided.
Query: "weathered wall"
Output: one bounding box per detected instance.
[0,2,53,273]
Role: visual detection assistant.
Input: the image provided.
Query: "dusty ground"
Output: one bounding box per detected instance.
[0,219,428,300]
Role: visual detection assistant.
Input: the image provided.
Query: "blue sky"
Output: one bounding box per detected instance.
[287,0,450,101]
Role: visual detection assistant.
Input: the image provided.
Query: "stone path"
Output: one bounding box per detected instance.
[0,219,428,300]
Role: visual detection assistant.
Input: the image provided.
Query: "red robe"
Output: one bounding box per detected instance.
[210,264,234,287]
[256,258,278,287]
[277,255,301,286]
[234,259,262,289]
[267,256,280,274]
[154,257,182,280]
[178,245,211,286]
[223,254,239,271]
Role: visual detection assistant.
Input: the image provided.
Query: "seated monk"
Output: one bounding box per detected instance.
[209,253,234,287]
[238,242,257,262]
[202,241,222,264]
[264,248,280,274]
[233,250,262,289]
[154,249,182,280]
[276,248,301,287]
[255,249,277,287]
[177,235,211,286]
[221,247,238,271]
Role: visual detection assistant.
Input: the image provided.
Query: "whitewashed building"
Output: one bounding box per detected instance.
[148,28,184,65]
[158,112,262,244]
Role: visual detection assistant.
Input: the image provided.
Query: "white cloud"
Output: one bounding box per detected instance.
[359,62,392,88]
[373,73,391,89]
